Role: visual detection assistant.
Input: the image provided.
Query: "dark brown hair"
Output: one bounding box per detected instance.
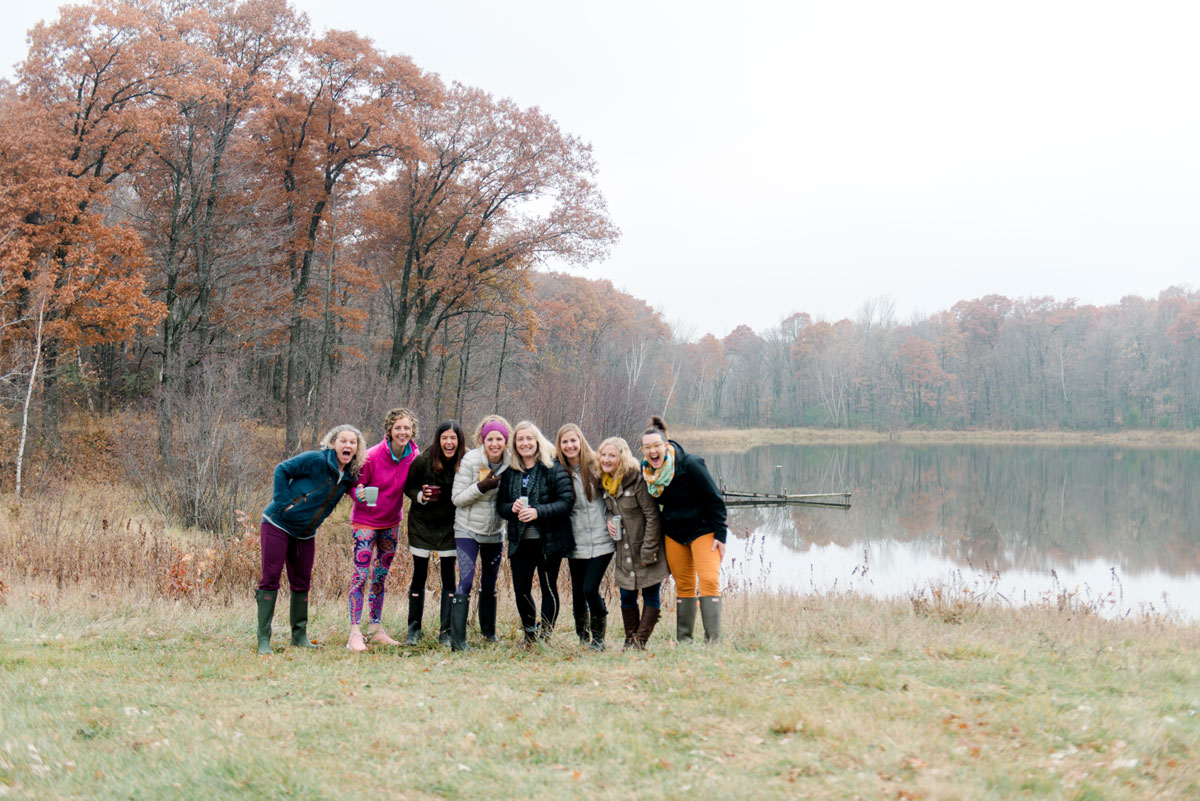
[642,415,668,444]
[429,419,466,478]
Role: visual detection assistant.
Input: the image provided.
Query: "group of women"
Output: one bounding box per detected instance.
[253,411,727,656]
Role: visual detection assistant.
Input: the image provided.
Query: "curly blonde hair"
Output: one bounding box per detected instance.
[319,424,367,477]
[597,436,639,485]
[382,407,418,445]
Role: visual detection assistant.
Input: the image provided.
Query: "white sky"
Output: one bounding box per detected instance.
[4,0,1198,338]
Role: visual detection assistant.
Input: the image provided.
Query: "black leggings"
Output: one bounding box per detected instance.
[510,539,563,629]
[569,553,613,620]
[410,553,457,597]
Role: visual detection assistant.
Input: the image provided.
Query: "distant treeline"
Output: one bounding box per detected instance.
[2,2,1198,506]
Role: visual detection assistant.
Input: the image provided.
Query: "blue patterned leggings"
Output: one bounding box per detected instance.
[348,527,398,625]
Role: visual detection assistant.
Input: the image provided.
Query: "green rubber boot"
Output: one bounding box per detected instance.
[676,597,698,644]
[255,589,276,655]
[699,595,722,644]
[289,591,320,648]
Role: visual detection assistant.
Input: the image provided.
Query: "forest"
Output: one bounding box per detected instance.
[2,0,1199,516]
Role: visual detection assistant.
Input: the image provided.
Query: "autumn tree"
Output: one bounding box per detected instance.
[358,83,619,391]
[253,29,438,453]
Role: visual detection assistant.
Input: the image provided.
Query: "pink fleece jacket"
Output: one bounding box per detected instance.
[350,439,419,530]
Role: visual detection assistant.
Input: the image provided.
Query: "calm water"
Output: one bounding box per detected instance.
[699,444,1200,619]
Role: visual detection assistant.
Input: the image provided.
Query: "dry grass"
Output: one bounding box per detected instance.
[677,426,1200,452]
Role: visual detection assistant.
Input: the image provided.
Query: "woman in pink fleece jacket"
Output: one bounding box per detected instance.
[345,407,420,651]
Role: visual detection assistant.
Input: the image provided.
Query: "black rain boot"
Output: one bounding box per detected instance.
[289,591,320,648]
[676,597,698,644]
[588,610,607,652]
[635,606,661,649]
[438,592,453,647]
[538,616,554,643]
[522,626,539,648]
[255,589,276,655]
[450,593,473,652]
[574,608,590,645]
[405,591,424,646]
[699,595,722,644]
[478,593,498,642]
[620,606,640,650]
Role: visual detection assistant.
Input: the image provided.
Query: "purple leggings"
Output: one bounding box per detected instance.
[348,527,398,626]
[455,537,502,595]
[257,520,315,592]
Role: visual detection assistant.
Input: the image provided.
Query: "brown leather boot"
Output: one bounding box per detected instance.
[635,606,661,649]
[620,607,640,649]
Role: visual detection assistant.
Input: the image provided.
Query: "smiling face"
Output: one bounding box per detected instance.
[641,433,667,469]
[483,430,507,461]
[334,430,359,467]
[439,429,459,459]
[598,444,620,475]
[514,429,538,463]
[389,415,414,450]
[558,430,581,465]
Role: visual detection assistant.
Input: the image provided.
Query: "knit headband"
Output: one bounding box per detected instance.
[480,420,510,442]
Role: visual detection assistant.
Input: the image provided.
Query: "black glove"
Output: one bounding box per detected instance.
[477,472,500,493]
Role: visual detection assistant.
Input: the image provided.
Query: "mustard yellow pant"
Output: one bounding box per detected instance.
[664,533,721,598]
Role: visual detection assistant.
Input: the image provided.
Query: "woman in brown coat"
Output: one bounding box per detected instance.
[597,436,668,648]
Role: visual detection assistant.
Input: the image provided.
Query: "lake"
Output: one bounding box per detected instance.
[699,443,1200,620]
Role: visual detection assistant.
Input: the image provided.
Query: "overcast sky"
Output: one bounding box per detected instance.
[3,0,1198,338]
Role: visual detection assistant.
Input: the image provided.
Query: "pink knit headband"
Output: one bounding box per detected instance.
[480,420,510,442]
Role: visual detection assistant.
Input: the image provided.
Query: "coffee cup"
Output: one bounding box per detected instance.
[363,486,379,506]
[424,485,440,501]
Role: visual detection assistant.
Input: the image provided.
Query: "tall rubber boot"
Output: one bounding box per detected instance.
[255,589,276,655]
[522,626,539,648]
[450,593,473,652]
[438,592,453,646]
[478,593,499,642]
[289,591,320,648]
[676,597,698,644]
[574,608,590,645]
[588,610,607,652]
[699,595,722,644]
[620,606,640,650]
[635,606,661,650]
[405,591,424,646]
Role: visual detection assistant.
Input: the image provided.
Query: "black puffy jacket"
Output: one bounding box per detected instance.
[496,461,575,558]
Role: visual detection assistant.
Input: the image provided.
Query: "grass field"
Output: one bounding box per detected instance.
[2,580,1198,801]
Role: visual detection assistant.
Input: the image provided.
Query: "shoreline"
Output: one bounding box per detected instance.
[676,426,1200,451]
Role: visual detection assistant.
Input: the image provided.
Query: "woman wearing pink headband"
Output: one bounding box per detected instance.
[448,414,512,650]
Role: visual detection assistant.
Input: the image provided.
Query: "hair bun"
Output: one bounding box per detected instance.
[649,415,668,434]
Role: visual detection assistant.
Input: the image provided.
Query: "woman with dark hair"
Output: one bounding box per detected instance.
[345,407,420,652]
[598,436,668,649]
[256,424,366,655]
[402,420,466,645]
[449,414,512,651]
[496,421,575,645]
[641,415,727,643]
[555,423,614,650]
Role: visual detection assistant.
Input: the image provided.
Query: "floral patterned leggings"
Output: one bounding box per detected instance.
[348,527,398,626]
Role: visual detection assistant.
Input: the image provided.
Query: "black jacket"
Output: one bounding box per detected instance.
[651,440,728,545]
[497,461,575,558]
[403,451,457,552]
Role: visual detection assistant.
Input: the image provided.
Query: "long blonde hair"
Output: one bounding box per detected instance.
[319,424,367,477]
[555,423,601,502]
[597,436,638,486]
[508,420,556,471]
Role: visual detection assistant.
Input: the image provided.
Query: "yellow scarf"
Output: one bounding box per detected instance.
[602,471,622,497]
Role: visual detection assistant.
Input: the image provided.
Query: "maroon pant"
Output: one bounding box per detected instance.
[257,520,316,592]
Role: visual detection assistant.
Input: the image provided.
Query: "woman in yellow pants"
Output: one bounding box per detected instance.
[639,416,727,643]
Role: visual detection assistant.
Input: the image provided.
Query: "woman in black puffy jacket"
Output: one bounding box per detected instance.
[496,420,575,644]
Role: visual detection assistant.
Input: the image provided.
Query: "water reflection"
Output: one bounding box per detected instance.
[701,444,1200,618]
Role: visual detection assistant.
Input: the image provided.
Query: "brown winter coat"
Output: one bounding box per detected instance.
[603,470,668,590]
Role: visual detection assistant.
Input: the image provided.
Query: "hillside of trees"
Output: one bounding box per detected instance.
[2,1,1198,517]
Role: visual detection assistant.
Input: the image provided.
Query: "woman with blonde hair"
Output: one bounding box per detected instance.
[641,416,727,643]
[598,436,668,648]
[496,421,575,644]
[344,407,419,652]
[256,424,366,655]
[449,414,512,651]
[556,423,615,650]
